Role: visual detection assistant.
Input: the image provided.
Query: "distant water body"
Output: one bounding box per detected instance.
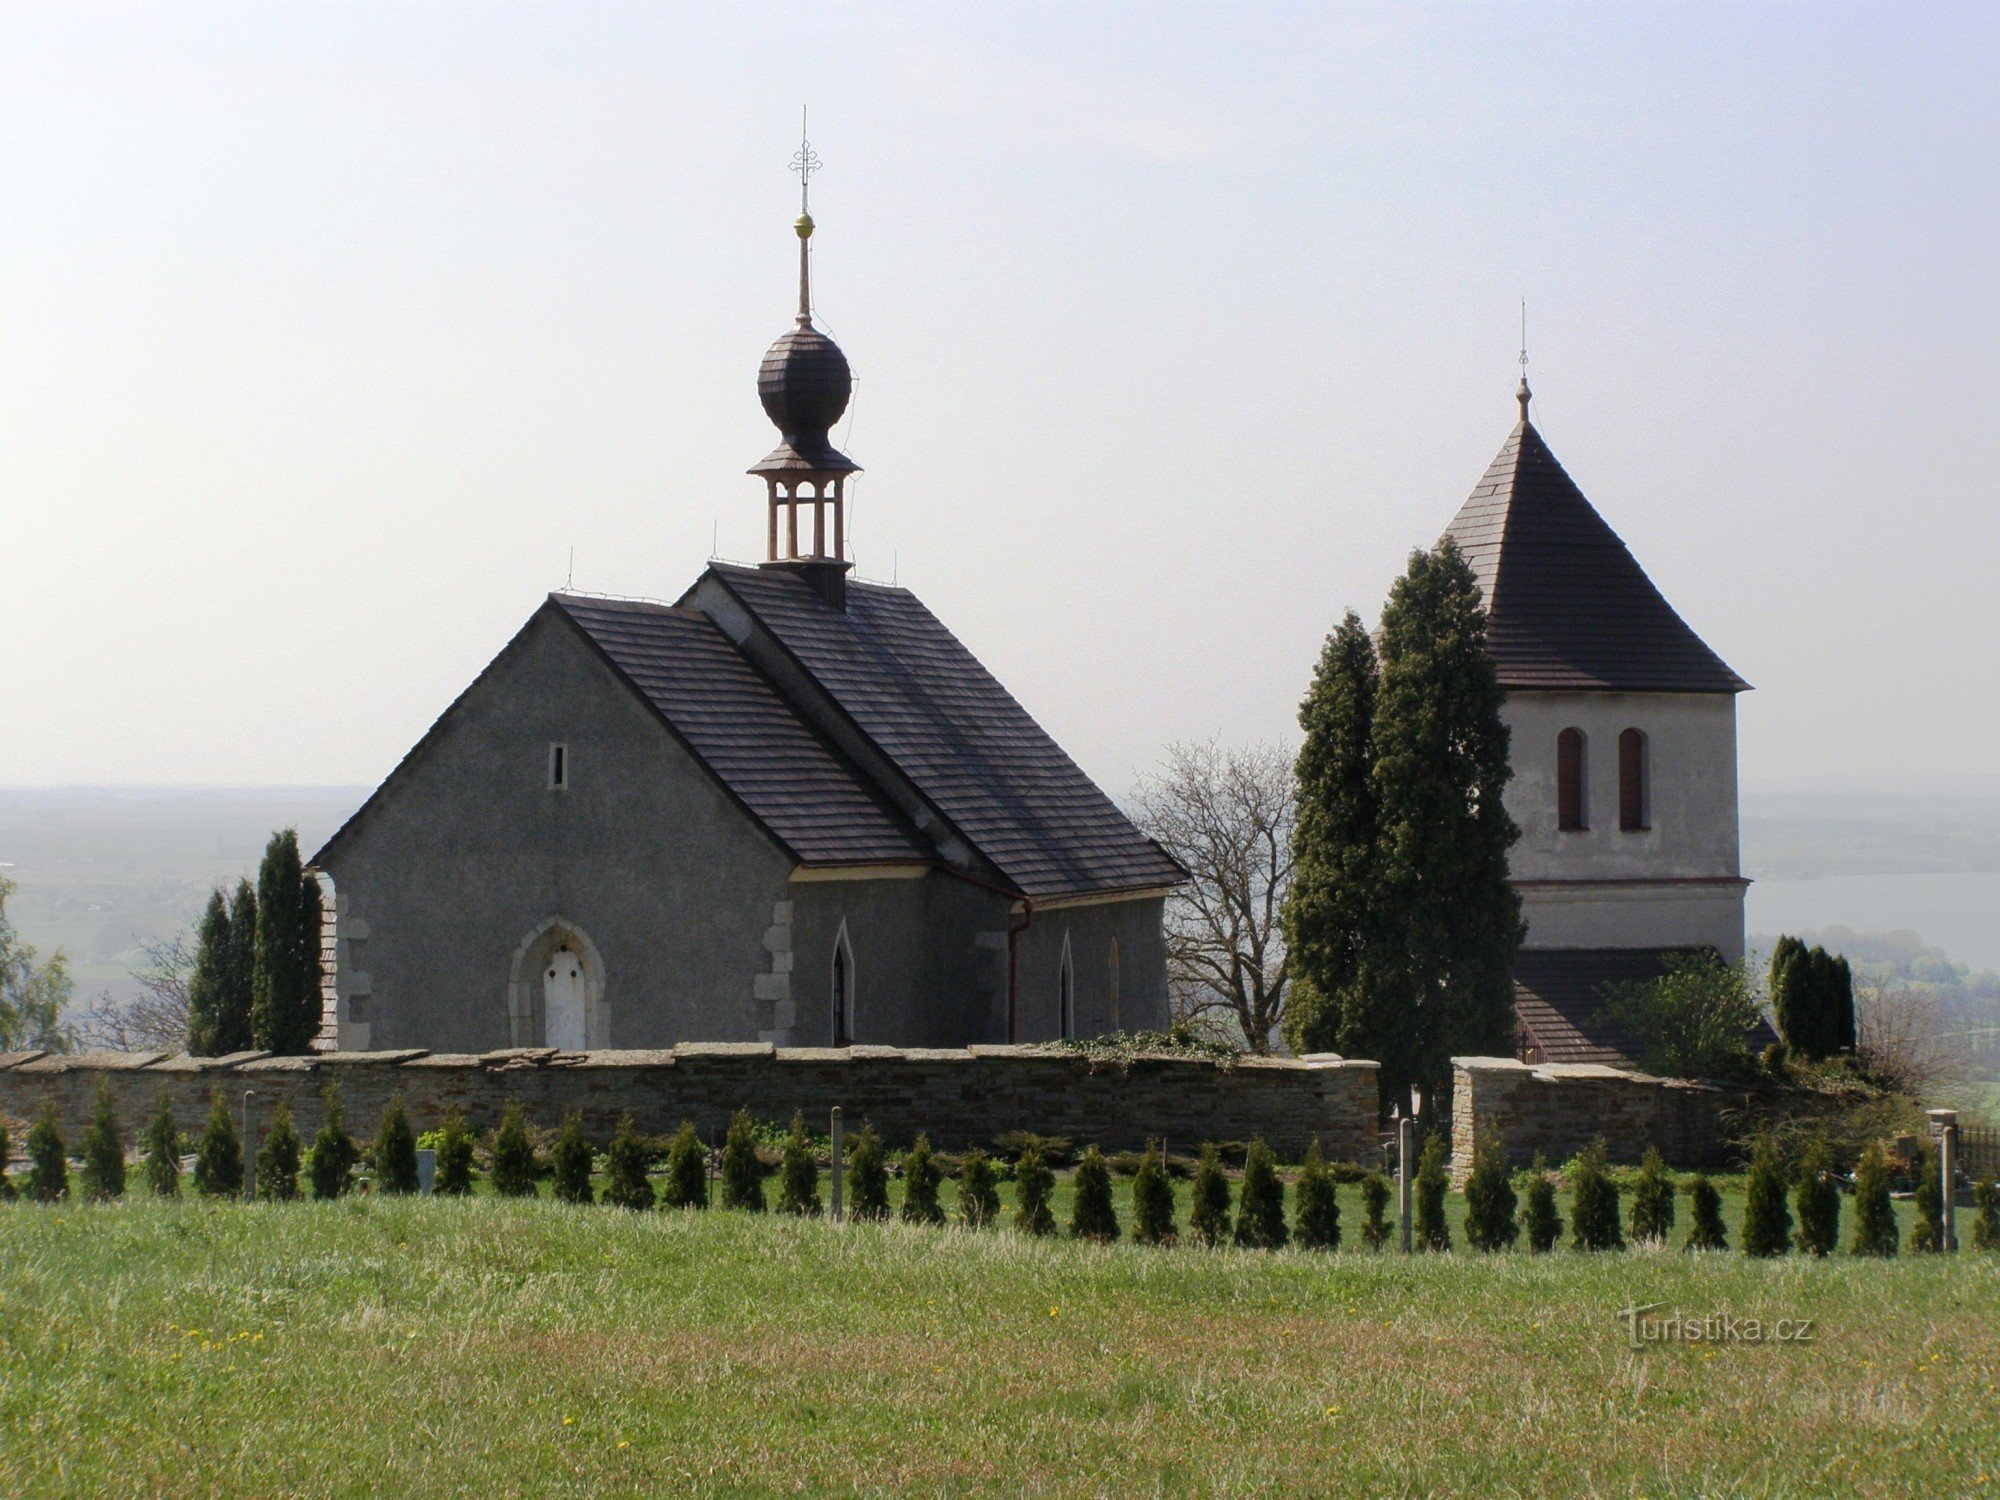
[1747,872,2000,974]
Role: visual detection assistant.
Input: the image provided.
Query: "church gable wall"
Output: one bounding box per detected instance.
[1015,896,1169,1043]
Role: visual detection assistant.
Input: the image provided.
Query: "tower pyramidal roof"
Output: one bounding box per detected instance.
[1441,391,1749,695]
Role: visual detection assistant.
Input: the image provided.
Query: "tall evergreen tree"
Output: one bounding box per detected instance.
[1462,1130,1517,1252]
[1131,1140,1178,1245]
[1827,951,1856,1056]
[1794,1137,1840,1257]
[256,1100,302,1201]
[1282,611,1379,1058]
[1684,1174,1728,1251]
[1741,1134,1792,1257]
[1292,1139,1341,1251]
[775,1111,820,1216]
[143,1091,180,1198]
[225,879,259,1051]
[24,1105,69,1202]
[957,1148,999,1228]
[549,1113,595,1203]
[80,1079,126,1201]
[252,830,320,1054]
[185,889,235,1057]
[193,1090,240,1198]
[1849,1142,1899,1257]
[1768,936,1805,1057]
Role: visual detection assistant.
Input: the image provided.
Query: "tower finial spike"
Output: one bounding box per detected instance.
[789,109,822,325]
[1516,296,1532,423]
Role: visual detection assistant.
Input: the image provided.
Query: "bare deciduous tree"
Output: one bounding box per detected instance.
[1854,977,1961,1100]
[1133,739,1294,1053]
[77,932,194,1053]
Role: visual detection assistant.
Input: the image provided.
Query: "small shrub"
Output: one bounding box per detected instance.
[901,1134,946,1226]
[308,1084,359,1200]
[1971,1177,1999,1252]
[661,1121,708,1210]
[957,1148,1000,1228]
[1292,1139,1340,1251]
[372,1094,419,1195]
[1412,1134,1449,1253]
[720,1109,766,1213]
[488,1103,537,1198]
[1131,1139,1178,1245]
[193,1090,240,1199]
[1568,1140,1624,1251]
[603,1115,656,1210]
[776,1111,821,1216]
[255,1099,301,1200]
[550,1113,596,1204]
[1360,1169,1392,1251]
[1740,1133,1792,1257]
[1849,1141,1899,1257]
[142,1091,179,1198]
[1628,1148,1676,1246]
[1013,1141,1056,1236]
[25,1104,69,1203]
[843,1124,889,1221]
[1070,1145,1119,1242]
[1188,1144,1233,1247]
[1462,1131,1517,1253]
[0,1120,12,1201]
[80,1080,126,1201]
[1235,1139,1288,1249]
[1521,1157,1562,1253]
[434,1109,476,1196]
[1909,1143,1942,1253]
[1793,1137,1840,1257]
[1684,1173,1728,1251]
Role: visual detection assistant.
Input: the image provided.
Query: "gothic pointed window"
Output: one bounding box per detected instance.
[1059,934,1076,1041]
[1619,728,1650,832]
[831,923,855,1047]
[1557,728,1587,832]
[1107,939,1121,1032]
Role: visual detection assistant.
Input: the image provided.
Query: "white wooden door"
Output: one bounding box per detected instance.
[544,947,587,1050]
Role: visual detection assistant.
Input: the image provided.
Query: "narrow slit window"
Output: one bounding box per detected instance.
[1619,728,1649,831]
[1556,728,1587,831]
[548,742,568,791]
[1059,935,1075,1041]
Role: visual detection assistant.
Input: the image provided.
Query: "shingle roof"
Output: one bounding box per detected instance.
[703,564,1187,900]
[1512,947,1777,1068]
[552,594,931,868]
[1444,422,1750,694]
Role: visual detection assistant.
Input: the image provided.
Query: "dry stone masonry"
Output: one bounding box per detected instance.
[1449,1055,1729,1182]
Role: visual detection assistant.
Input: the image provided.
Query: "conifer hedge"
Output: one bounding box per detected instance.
[1628,1148,1675,1246]
[25,1104,68,1203]
[604,1116,656,1210]
[1012,1141,1056,1237]
[1462,1130,1516,1252]
[1567,1140,1622,1251]
[1360,1168,1392,1251]
[1793,1138,1839,1257]
[1684,1173,1728,1252]
[1234,1140,1287,1250]
[776,1112,820,1217]
[143,1092,179,1198]
[308,1084,358,1200]
[256,1100,302,1201]
[719,1110,766,1212]
[900,1134,945,1226]
[1070,1145,1119,1242]
[1131,1140,1177,1245]
[194,1090,240,1199]
[662,1121,708,1210]
[957,1148,1000,1229]
[1292,1139,1340,1251]
[1741,1134,1792,1258]
[550,1113,595,1204]
[1188,1144,1232,1247]
[1849,1142,1898,1257]
[1521,1157,1561,1253]
[372,1095,419,1195]
[1972,1177,1999,1252]
[1909,1143,1942,1253]
[845,1124,889,1221]
[81,1079,126,1202]
[488,1102,536,1198]
[434,1109,476,1196]
[1413,1134,1449,1252]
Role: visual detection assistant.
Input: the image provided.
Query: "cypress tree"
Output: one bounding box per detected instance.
[1413,1133,1450,1252]
[1909,1143,1942,1253]
[225,878,258,1053]
[434,1109,476,1195]
[1741,1134,1792,1257]
[1292,1139,1341,1251]
[900,1134,945,1226]
[81,1079,126,1201]
[661,1121,708,1210]
[252,830,319,1054]
[1970,1177,1999,1252]
[25,1104,69,1202]
[0,1120,13,1201]
[1568,1140,1624,1251]
[845,1125,889,1221]
[957,1148,1000,1229]
[1794,1137,1840,1257]
[550,1113,595,1204]
[1013,1141,1056,1237]
[143,1091,179,1198]
[720,1109,766,1212]
[193,1090,240,1198]
[1361,1168,1393,1251]
[1628,1148,1676,1246]
[1282,611,1379,1059]
[1462,1130,1517,1252]
[1850,1142,1898,1256]
[775,1111,820,1216]
[372,1094,419,1194]
[308,1083,358,1200]
[1070,1145,1120,1242]
[1769,936,1807,1057]
[185,889,234,1057]
[603,1116,656,1210]
[1684,1173,1728,1251]
[1188,1144,1233,1247]
[1131,1140,1178,1245]
[1522,1156,1561,1253]
[255,1099,301,1201]
[1829,951,1855,1055]
[488,1102,536,1197]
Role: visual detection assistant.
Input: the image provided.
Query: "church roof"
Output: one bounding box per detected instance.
[1512,947,1777,1069]
[702,563,1187,901]
[1443,420,1750,694]
[551,595,932,869]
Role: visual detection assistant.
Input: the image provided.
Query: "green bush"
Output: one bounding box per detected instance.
[308,1084,358,1200]
[661,1121,708,1210]
[1413,1134,1449,1252]
[193,1090,240,1199]
[1971,1177,1999,1252]
[487,1103,537,1198]
[1909,1143,1942,1253]
[80,1080,126,1201]
[255,1099,301,1201]
[1521,1157,1561,1253]
[1360,1169,1392,1251]
[1684,1173,1728,1252]
[1793,1137,1840,1257]
[550,1113,596,1204]
[142,1091,179,1198]
[0,1120,12,1201]
[1131,1140,1178,1245]
[1070,1145,1119,1242]
[434,1109,476,1196]
[1012,1141,1056,1237]
[1628,1148,1675,1246]
[776,1111,820,1217]
[603,1115,656,1210]
[1462,1130,1516,1252]
[1292,1139,1341,1251]
[1188,1144,1233,1247]
[957,1148,1000,1228]
[1740,1134,1792,1257]
[1232,1139,1286,1250]
[1849,1142,1899,1257]
[1567,1140,1623,1251]
[720,1110,766,1213]
[900,1134,946,1226]
[1605,950,1762,1079]
[25,1104,69,1203]
[372,1094,419,1195]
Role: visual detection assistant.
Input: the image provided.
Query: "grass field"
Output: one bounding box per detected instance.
[3,1180,1997,1498]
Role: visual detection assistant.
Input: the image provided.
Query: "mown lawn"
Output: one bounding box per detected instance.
[2,1187,1996,1498]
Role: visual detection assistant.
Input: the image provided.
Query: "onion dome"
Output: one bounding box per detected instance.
[753,323,857,473]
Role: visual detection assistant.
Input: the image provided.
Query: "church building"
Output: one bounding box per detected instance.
[1439,379,1754,1068]
[312,200,1183,1054]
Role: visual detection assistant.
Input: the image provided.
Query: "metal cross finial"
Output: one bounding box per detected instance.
[1516,296,1532,423]
[790,108,821,215]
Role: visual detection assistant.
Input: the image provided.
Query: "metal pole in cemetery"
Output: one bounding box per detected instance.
[830,1106,844,1223]
[241,1090,257,1199]
[1396,1108,1415,1253]
[1931,1108,1958,1251]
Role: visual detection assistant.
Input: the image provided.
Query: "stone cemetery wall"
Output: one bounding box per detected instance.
[0,1046,1381,1162]
[1448,1056,1730,1182]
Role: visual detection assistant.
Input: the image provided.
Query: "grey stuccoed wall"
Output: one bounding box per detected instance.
[1448,1055,1730,1182]
[0,1046,1381,1163]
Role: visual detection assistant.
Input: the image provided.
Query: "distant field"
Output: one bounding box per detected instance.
[2,1188,1995,1498]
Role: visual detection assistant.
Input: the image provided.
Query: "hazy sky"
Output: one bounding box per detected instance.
[4,3,1995,796]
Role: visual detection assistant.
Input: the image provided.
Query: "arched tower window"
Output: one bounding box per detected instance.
[1619,728,1650,832]
[1107,939,1121,1032]
[1059,934,1076,1041]
[831,922,856,1047]
[1557,728,1588,831]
